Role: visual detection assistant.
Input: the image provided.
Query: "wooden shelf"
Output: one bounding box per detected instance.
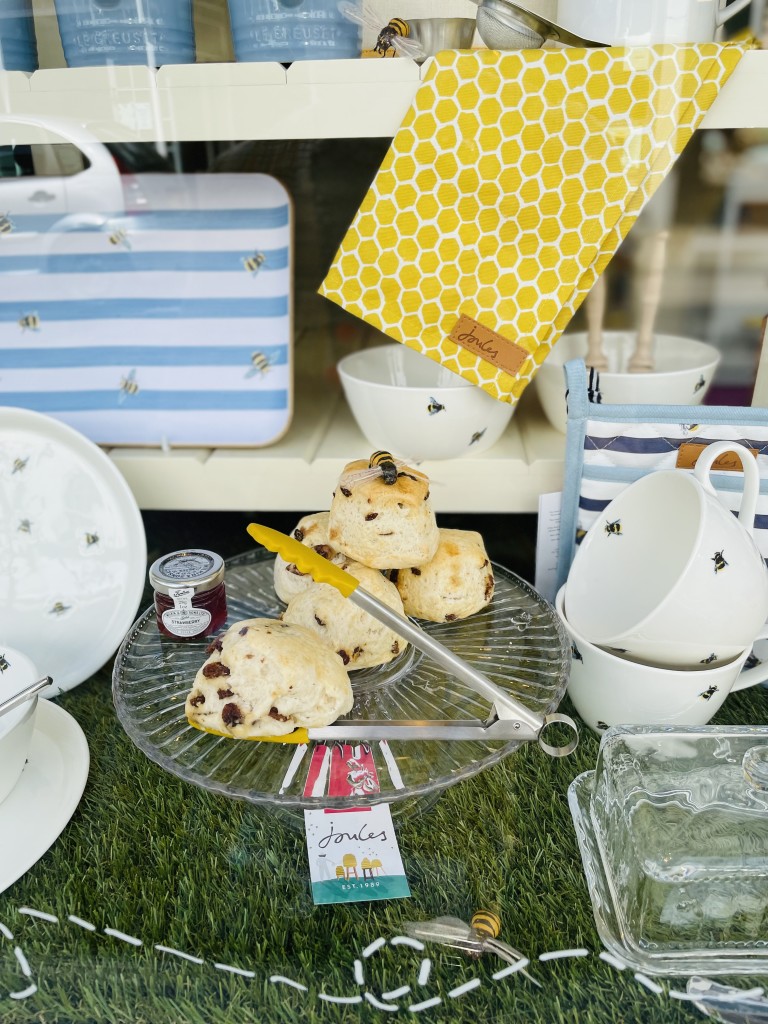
[1,49,767,142]
[106,376,566,512]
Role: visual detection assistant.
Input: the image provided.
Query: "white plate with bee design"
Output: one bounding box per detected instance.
[0,406,146,694]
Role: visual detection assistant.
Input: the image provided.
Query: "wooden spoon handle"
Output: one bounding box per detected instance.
[629,229,669,373]
[585,274,608,371]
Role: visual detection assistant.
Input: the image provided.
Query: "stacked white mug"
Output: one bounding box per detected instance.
[559,441,768,731]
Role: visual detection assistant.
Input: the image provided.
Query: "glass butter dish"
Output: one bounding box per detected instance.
[569,725,768,976]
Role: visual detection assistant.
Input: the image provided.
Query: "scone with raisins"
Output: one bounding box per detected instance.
[273,511,345,604]
[392,528,495,622]
[282,559,408,670]
[185,618,353,739]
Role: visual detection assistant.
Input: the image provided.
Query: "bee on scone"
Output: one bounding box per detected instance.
[694,376,706,393]
[245,351,272,378]
[118,369,139,404]
[108,226,131,250]
[427,397,445,416]
[0,212,15,235]
[605,519,622,536]
[12,456,28,474]
[243,252,266,276]
[699,685,718,700]
[374,16,410,55]
[712,550,727,573]
[337,450,410,491]
[18,312,40,332]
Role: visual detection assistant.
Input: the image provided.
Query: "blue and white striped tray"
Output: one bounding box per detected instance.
[0,173,293,447]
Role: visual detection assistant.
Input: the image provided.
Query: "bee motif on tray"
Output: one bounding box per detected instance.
[712,550,727,573]
[108,226,131,250]
[699,685,718,701]
[694,376,706,394]
[470,428,486,446]
[427,397,445,416]
[18,519,31,534]
[605,519,622,537]
[245,351,272,378]
[242,252,266,276]
[18,312,40,332]
[85,532,99,546]
[0,653,9,672]
[374,17,410,56]
[12,456,28,474]
[700,652,717,665]
[118,369,139,404]
[50,602,70,616]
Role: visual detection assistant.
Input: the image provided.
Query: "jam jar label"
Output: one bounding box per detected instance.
[161,586,212,637]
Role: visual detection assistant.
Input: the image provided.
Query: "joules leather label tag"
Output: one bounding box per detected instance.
[449,315,528,378]
[676,443,761,471]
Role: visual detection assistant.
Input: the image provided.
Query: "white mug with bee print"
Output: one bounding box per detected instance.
[556,587,768,733]
[565,441,768,669]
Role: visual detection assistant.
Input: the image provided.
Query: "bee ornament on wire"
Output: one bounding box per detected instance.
[374,17,410,55]
[244,351,272,379]
[118,368,139,405]
[18,312,40,332]
[243,251,267,276]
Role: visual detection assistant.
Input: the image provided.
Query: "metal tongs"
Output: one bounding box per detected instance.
[247,524,578,757]
[0,676,52,719]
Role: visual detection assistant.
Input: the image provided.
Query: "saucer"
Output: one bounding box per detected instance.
[0,406,147,695]
[0,700,90,896]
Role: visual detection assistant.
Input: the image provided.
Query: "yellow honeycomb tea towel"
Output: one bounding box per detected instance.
[319,43,749,405]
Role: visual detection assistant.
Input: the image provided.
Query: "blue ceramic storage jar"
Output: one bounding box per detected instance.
[0,0,38,72]
[54,0,195,67]
[228,0,361,62]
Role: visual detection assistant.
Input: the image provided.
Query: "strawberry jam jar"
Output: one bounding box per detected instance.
[148,549,227,640]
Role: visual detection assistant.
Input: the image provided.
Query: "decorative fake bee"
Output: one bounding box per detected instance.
[242,252,266,276]
[469,428,486,446]
[118,369,139,404]
[85,532,99,546]
[700,652,717,665]
[712,550,728,573]
[336,450,414,492]
[12,456,28,474]
[18,519,31,534]
[50,602,70,616]
[571,643,583,663]
[18,312,40,332]
[0,212,14,236]
[699,685,718,701]
[0,653,9,672]
[108,226,131,250]
[245,351,272,378]
[694,375,706,394]
[374,17,410,56]
[369,449,400,485]
[605,519,622,536]
[470,910,502,943]
[427,397,445,416]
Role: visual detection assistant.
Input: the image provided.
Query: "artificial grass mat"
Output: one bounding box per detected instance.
[0,668,765,1024]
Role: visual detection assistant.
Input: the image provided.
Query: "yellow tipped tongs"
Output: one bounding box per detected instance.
[247,524,578,758]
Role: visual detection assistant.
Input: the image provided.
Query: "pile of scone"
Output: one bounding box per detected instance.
[185,455,495,741]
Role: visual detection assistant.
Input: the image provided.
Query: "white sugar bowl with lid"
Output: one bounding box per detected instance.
[565,441,768,669]
[0,646,46,806]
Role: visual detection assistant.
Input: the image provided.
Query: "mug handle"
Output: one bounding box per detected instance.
[693,439,760,534]
[716,0,751,25]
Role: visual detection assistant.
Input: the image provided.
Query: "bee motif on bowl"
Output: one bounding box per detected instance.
[470,428,486,446]
[712,550,727,573]
[605,519,622,537]
[699,685,718,701]
[12,456,28,474]
[694,376,706,393]
[427,397,445,416]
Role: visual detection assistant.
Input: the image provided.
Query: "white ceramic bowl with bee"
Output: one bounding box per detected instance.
[535,331,721,434]
[337,344,514,461]
[0,646,41,806]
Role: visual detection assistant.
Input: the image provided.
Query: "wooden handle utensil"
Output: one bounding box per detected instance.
[629,229,669,373]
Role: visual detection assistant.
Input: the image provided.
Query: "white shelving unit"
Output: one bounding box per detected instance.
[3,52,768,511]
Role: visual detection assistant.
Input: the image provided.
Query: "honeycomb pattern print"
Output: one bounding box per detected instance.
[319,43,749,405]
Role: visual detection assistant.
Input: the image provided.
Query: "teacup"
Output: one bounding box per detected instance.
[0,645,40,806]
[556,587,768,732]
[557,0,752,45]
[565,442,768,668]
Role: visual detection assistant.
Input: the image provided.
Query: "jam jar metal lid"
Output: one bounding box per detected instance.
[148,549,225,597]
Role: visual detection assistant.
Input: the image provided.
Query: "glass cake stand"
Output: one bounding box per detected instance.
[112,549,570,811]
